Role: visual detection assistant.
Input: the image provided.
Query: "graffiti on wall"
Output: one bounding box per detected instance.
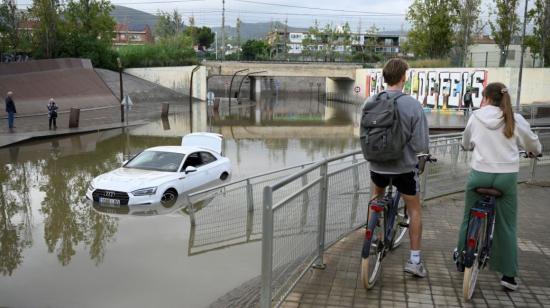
[365,69,488,108]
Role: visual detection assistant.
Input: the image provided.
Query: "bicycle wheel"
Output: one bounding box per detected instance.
[361,211,384,290]
[463,256,480,299]
[391,192,409,250]
[462,216,486,300]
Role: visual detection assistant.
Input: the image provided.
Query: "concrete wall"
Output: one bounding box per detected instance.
[208,75,326,99]
[124,66,207,100]
[354,67,550,107]
[204,61,360,79]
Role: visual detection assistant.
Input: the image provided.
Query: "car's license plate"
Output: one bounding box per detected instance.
[99,197,121,205]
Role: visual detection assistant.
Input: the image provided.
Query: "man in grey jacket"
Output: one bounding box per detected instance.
[365,58,430,277]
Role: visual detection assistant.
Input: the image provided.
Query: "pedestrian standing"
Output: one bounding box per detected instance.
[47,98,58,130]
[5,91,16,131]
[463,88,473,118]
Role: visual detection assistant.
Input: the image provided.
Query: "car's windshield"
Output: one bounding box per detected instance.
[124,151,184,172]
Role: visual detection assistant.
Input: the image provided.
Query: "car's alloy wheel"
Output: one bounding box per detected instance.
[161,189,178,208]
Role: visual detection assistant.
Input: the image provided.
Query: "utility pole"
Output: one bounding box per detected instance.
[221,0,225,61]
[215,31,218,60]
[516,0,529,110]
[237,17,241,60]
[284,18,288,61]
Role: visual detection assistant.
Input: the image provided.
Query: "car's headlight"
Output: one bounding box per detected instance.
[88,183,95,192]
[131,187,157,196]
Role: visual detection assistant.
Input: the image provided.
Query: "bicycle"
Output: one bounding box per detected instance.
[361,154,437,290]
[459,151,543,300]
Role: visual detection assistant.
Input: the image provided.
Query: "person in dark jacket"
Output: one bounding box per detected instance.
[47,98,58,130]
[5,91,16,131]
[463,88,473,118]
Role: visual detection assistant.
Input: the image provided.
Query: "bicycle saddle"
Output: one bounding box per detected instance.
[475,187,503,197]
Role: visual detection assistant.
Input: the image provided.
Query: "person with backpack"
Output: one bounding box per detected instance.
[47,98,58,130]
[361,58,430,277]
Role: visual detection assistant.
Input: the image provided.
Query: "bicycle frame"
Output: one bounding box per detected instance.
[463,196,497,268]
[362,180,404,259]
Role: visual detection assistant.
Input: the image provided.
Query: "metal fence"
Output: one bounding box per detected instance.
[184,127,550,307]
[260,127,550,308]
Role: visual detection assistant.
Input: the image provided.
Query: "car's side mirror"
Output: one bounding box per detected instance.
[185,166,198,174]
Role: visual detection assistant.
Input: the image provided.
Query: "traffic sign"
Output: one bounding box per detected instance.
[354,86,361,94]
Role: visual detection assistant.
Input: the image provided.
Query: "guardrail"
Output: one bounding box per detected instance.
[259,127,550,308]
[184,127,549,307]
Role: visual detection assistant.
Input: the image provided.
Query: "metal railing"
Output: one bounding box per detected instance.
[259,127,550,308]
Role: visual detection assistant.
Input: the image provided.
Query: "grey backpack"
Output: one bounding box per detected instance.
[360,91,406,162]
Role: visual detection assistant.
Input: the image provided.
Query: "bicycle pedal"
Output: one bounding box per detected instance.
[398,222,409,228]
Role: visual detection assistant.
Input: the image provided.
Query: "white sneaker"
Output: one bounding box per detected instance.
[404,260,427,277]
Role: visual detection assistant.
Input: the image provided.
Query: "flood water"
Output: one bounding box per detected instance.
[0,95,361,308]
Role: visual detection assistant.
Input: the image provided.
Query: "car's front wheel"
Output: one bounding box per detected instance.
[161,189,178,208]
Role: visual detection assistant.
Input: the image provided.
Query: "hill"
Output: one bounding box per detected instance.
[111,6,159,33]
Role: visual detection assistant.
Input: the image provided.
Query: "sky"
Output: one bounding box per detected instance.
[16,0,532,32]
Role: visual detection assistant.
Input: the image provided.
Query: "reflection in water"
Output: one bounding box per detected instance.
[0,94,362,307]
[0,162,33,276]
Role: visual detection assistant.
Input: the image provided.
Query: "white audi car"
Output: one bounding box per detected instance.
[87,133,231,206]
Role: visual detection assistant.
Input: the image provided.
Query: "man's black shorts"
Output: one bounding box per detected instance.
[370,170,419,196]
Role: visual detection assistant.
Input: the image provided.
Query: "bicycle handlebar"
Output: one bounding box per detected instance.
[519,151,543,159]
[417,153,437,174]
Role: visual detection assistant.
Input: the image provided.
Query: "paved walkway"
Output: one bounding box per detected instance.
[281,183,550,308]
[0,101,189,147]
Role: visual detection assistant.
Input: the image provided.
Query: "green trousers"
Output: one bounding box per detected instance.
[456,170,518,277]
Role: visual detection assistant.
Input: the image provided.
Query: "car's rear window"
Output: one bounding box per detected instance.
[125,151,184,172]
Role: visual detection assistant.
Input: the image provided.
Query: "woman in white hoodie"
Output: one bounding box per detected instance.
[456,82,542,291]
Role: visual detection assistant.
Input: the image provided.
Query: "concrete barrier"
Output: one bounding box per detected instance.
[124,66,207,100]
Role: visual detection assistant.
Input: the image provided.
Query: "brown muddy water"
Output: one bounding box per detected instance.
[0,96,361,308]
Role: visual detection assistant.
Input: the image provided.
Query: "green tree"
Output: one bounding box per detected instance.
[155,9,183,39]
[341,22,352,59]
[406,0,457,58]
[58,0,117,69]
[302,20,321,60]
[185,26,214,51]
[528,0,550,67]
[455,0,482,66]
[489,0,520,67]
[29,0,62,58]
[0,1,31,53]
[241,39,269,60]
[322,23,335,61]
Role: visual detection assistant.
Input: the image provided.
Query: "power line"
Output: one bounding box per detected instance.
[233,0,407,16]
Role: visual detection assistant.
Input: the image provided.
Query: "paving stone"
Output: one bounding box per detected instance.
[280,184,550,308]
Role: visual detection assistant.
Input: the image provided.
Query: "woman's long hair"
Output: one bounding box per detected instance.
[482,82,515,138]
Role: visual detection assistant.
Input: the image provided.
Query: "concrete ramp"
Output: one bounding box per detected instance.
[0,58,119,115]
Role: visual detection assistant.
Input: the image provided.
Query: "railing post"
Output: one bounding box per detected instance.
[352,155,359,191]
[300,172,310,229]
[451,142,459,175]
[421,162,430,203]
[260,186,274,308]
[313,162,328,269]
[246,179,254,212]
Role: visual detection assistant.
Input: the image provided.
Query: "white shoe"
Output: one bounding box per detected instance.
[404,260,427,277]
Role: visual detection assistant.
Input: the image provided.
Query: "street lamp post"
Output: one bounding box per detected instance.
[117,57,124,123]
[516,0,529,111]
